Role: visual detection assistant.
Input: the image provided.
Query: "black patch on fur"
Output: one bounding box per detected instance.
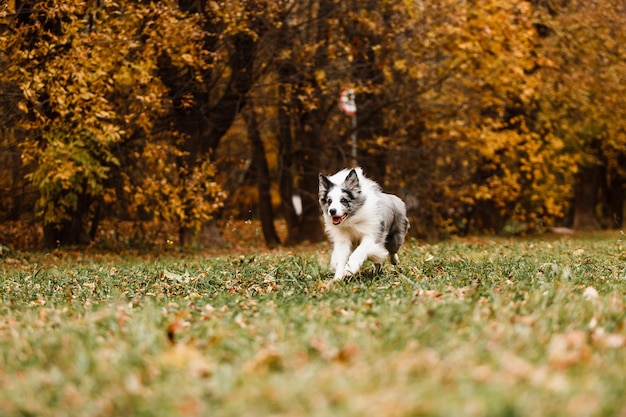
[343,169,361,193]
[318,173,334,203]
[342,189,356,200]
[384,215,409,255]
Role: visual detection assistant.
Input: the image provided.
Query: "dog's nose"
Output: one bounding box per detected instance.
[329,208,336,216]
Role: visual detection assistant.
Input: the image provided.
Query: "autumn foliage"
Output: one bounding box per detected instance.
[1,0,625,249]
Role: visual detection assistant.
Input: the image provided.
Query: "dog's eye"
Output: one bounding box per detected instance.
[340,198,348,204]
[326,198,332,204]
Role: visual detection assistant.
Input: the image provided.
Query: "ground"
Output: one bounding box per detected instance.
[1,226,626,416]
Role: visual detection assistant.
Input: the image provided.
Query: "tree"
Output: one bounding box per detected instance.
[533,0,626,229]
[2,0,225,247]
[244,106,281,248]
[366,0,576,236]
[261,0,342,244]
[243,0,577,240]
[159,0,277,245]
[4,0,625,249]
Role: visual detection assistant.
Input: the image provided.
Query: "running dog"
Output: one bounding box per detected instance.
[318,167,409,284]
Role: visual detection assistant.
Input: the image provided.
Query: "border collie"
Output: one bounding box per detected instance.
[318,167,409,284]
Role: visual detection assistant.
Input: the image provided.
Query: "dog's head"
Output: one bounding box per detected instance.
[318,168,363,226]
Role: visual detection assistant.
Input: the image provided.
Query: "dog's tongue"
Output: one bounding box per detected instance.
[332,214,347,225]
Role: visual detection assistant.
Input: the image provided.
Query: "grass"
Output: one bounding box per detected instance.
[2,233,626,416]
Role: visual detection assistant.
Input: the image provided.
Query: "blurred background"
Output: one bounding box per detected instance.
[1,0,624,249]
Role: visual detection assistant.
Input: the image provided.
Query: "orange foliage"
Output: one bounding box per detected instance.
[2,0,626,247]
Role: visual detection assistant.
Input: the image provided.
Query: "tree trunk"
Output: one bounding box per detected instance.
[288,0,331,244]
[157,8,264,248]
[573,165,601,230]
[276,73,300,246]
[43,192,93,248]
[275,3,331,245]
[179,221,222,249]
[245,108,281,248]
[295,110,325,244]
[602,169,624,229]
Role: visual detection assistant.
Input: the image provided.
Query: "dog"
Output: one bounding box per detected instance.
[318,167,409,284]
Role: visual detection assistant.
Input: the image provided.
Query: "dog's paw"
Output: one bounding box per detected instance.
[325,277,343,289]
[344,263,359,277]
[332,269,345,281]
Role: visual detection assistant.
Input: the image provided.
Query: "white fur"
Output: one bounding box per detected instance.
[320,168,405,284]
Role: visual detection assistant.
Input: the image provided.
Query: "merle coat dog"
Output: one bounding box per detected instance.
[319,168,409,283]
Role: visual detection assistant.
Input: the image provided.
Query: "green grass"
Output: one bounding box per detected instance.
[2,233,626,416]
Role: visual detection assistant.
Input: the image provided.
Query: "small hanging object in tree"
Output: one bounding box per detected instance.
[339,87,356,116]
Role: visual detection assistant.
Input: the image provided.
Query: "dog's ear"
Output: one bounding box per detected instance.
[343,169,360,192]
[319,173,332,198]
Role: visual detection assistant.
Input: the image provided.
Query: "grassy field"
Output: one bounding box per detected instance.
[2,233,626,416]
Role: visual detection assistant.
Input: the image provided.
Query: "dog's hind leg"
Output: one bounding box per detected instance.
[385,218,408,267]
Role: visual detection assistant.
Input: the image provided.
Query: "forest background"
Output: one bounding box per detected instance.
[1,0,625,250]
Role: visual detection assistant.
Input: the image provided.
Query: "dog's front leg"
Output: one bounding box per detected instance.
[330,239,352,281]
[344,239,388,278]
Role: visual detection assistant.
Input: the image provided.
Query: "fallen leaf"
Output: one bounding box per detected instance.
[591,327,626,349]
[243,347,284,374]
[164,269,192,283]
[548,331,591,369]
[160,343,213,378]
[582,286,599,301]
[335,342,359,364]
[167,317,190,343]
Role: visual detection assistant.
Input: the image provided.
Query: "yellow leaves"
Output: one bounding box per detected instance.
[536,0,626,180]
[536,55,558,69]
[551,137,565,152]
[17,101,28,113]
[127,144,226,234]
[5,0,219,238]
[5,0,620,239]
[473,185,493,201]
[23,128,121,226]
[0,0,15,18]
[179,93,196,110]
[393,59,407,72]
[454,121,576,228]
[314,69,326,86]
[180,53,195,66]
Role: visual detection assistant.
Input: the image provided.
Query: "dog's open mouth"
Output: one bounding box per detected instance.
[332,214,348,225]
